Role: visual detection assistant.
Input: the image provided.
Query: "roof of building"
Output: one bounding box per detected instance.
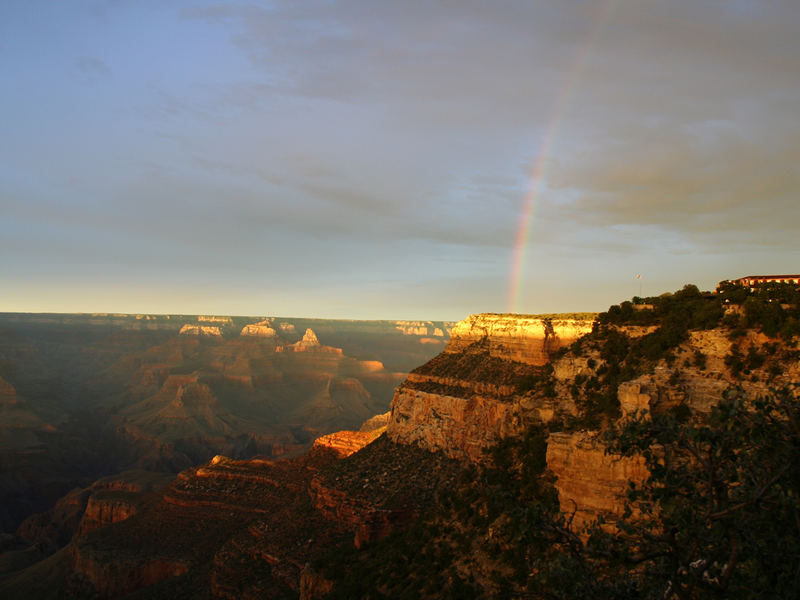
[736,275,800,280]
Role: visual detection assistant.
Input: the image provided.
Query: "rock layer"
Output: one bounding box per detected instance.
[546,432,648,530]
[389,388,520,461]
[239,320,278,338]
[387,312,797,529]
[312,428,386,458]
[179,325,222,337]
[446,314,595,366]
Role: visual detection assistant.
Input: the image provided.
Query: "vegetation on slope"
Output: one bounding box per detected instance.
[322,384,800,599]
[320,282,800,599]
[560,283,800,426]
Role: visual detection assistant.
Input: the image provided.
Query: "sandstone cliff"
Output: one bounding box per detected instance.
[446,313,595,366]
[179,324,222,337]
[387,310,798,529]
[387,313,593,461]
[394,320,453,337]
[199,316,233,324]
[311,427,385,458]
[240,319,278,338]
[278,329,343,355]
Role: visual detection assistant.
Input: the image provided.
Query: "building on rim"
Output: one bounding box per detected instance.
[718,274,800,292]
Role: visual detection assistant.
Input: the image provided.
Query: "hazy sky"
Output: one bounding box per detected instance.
[2,1,798,320]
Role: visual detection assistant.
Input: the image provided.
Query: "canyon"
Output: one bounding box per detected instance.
[0,313,451,535]
[1,290,798,598]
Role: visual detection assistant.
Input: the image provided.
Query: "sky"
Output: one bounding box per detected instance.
[2,0,799,320]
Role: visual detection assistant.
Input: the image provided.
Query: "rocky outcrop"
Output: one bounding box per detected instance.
[312,428,386,458]
[389,388,521,461]
[546,432,648,530]
[198,315,233,324]
[179,324,222,337]
[359,411,391,432]
[309,435,461,551]
[299,328,319,347]
[395,321,433,336]
[405,372,518,397]
[68,450,343,598]
[447,314,595,366]
[278,322,296,334]
[76,493,139,536]
[386,313,588,460]
[310,477,416,549]
[280,329,343,355]
[240,319,278,338]
[387,311,800,532]
[394,320,453,337]
[15,470,173,555]
[545,327,793,529]
[69,546,190,598]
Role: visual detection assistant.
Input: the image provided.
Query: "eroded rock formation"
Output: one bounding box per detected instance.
[387,311,797,529]
[279,329,343,355]
[387,313,590,460]
[546,432,648,530]
[446,313,595,366]
[240,319,278,338]
[312,428,386,458]
[179,324,222,337]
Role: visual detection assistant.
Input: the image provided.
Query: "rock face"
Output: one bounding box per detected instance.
[310,476,416,549]
[308,435,462,551]
[15,470,173,553]
[280,329,343,355]
[394,320,453,337]
[77,492,140,536]
[69,451,340,598]
[179,324,222,337]
[387,313,589,461]
[240,319,278,338]
[278,322,296,334]
[198,316,233,324]
[359,411,391,432]
[546,432,648,530]
[312,428,386,458]
[387,312,797,529]
[299,328,319,346]
[55,432,460,598]
[390,388,519,462]
[446,313,595,366]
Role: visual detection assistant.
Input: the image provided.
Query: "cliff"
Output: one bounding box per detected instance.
[312,428,386,458]
[387,313,594,460]
[387,309,799,529]
[6,289,797,598]
[279,329,343,355]
[179,324,222,337]
[240,319,278,338]
[446,313,595,365]
[394,320,453,337]
[15,470,174,550]
[60,432,460,598]
[545,431,648,530]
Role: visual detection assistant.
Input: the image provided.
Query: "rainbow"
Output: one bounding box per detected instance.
[508,0,619,313]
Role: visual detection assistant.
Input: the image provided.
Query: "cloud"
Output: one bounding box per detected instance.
[5,1,800,316]
[74,55,111,83]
